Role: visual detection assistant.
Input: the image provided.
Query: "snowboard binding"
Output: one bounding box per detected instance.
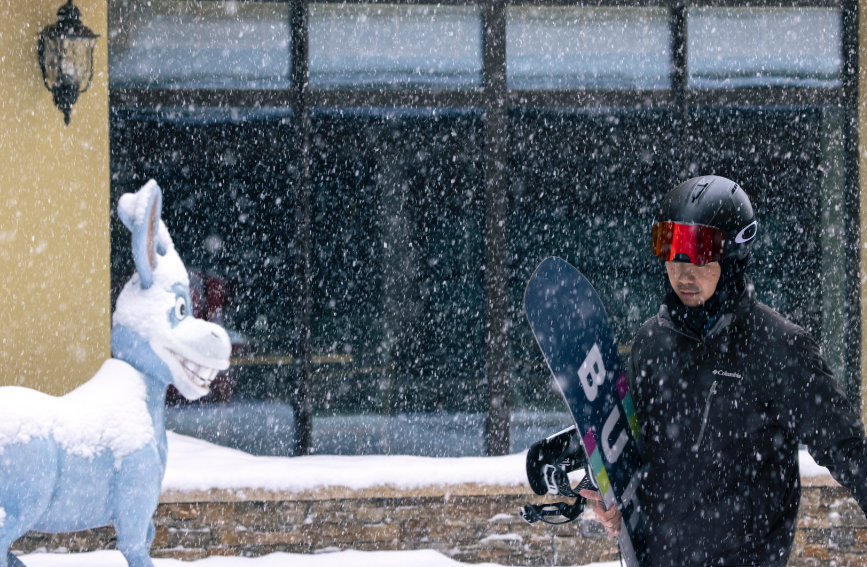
[521,425,596,526]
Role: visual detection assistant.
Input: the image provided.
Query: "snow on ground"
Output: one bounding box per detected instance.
[163,432,530,493]
[164,432,830,493]
[16,550,621,567]
[798,449,830,477]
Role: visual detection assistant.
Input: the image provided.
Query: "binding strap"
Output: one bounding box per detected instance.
[520,500,584,526]
[543,463,583,498]
[521,471,595,526]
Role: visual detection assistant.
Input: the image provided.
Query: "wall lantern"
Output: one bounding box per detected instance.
[38,0,99,125]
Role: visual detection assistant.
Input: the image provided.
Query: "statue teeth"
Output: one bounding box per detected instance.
[170,350,219,387]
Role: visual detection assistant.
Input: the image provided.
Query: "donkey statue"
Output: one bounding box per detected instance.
[0,180,231,567]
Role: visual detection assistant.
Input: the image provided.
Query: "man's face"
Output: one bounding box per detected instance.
[665,261,721,307]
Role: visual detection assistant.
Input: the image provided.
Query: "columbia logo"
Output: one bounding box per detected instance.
[712,370,742,379]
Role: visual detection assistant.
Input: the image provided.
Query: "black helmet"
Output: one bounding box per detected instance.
[651,175,757,265]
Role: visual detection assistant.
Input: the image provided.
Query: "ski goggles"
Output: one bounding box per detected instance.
[650,221,726,266]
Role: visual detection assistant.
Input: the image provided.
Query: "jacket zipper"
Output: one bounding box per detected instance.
[691,380,718,452]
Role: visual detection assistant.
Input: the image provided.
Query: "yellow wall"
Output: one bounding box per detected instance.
[0,0,110,395]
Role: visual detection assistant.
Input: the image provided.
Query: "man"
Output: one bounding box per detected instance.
[581,175,867,566]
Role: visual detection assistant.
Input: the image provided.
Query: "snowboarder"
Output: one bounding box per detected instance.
[582,175,867,566]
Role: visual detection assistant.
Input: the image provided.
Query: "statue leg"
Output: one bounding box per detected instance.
[115,517,155,567]
[113,449,162,567]
[0,441,57,567]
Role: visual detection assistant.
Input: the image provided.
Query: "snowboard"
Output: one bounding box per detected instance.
[524,257,646,567]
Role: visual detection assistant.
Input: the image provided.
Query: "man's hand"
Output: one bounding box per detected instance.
[579,489,622,537]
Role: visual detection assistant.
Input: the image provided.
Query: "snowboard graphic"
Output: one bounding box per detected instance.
[524,257,646,567]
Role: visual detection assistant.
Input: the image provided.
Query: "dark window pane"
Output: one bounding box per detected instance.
[308,5,483,90]
[507,7,671,90]
[110,107,494,456]
[686,106,851,390]
[687,8,842,89]
[508,108,675,415]
[109,1,291,89]
[110,107,300,455]
[309,110,486,423]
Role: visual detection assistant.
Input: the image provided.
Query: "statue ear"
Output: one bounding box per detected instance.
[118,180,163,290]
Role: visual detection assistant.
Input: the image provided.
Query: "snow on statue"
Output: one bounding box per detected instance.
[0,180,231,567]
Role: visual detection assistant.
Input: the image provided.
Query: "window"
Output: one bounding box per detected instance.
[506,7,671,90]
[109,0,860,457]
[687,7,842,89]
[109,1,291,89]
[309,4,483,89]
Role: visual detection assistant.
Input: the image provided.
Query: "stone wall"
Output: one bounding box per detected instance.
[790,479,867,566]
[11,477,866,566]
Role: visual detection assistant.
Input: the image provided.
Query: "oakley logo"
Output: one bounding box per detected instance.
[712,370,742,379]
[735,221,757,244]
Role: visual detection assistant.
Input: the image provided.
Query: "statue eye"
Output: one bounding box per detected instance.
[174,297,187,320]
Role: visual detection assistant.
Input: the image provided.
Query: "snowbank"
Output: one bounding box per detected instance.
[163,432,529,493]
[798,449,830,477]
[164,432,831,493]
[17,550,621,567]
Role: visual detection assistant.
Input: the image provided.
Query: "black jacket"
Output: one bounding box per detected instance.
[627,280,867,566]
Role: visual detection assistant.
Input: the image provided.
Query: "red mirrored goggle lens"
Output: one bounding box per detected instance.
[651,222,725,266]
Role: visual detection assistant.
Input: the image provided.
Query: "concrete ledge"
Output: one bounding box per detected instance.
[160,483,540,504]
[800,474,841,488]
[160,475,844,502]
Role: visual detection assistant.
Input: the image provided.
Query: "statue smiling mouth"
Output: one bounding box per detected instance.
[171,350,220,387]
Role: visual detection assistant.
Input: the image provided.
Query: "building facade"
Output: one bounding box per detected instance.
[1,0,865,458]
